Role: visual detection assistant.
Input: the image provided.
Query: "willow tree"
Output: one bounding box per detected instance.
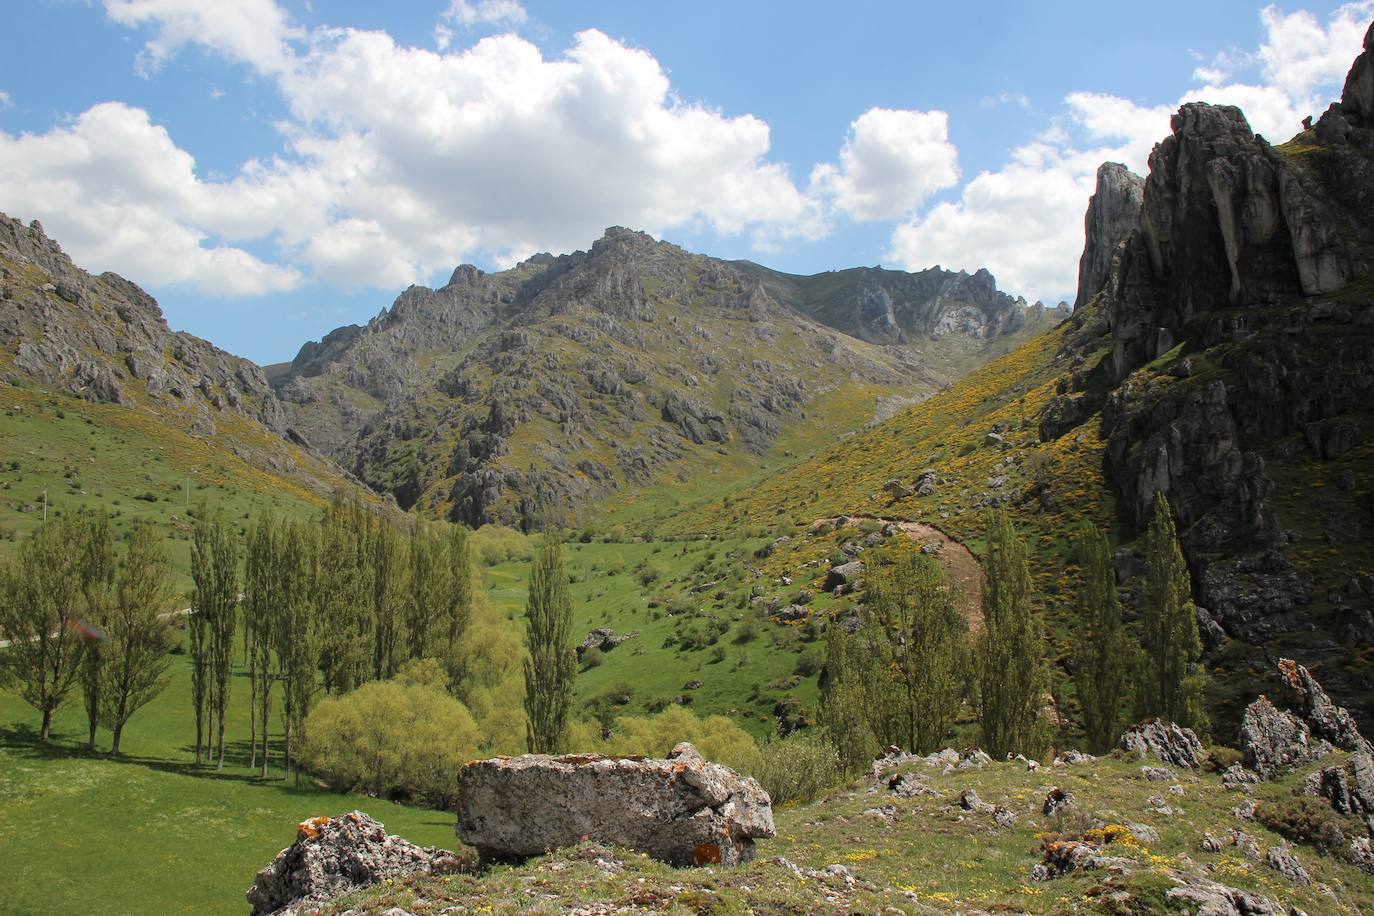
[523,531,576,753]
[975,510,1048,758]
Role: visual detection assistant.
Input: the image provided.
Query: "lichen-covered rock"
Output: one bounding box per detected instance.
[1274,657,1371,754]
[246,812,459,916]
[1164,877,1283,915]
[1118,720,1206,769]
[1239,695,1329,778]
[455,742,774,867]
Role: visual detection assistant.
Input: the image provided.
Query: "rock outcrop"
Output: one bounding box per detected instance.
[1240,659,1368,779]
[1118,720,1206,769]
[246,812,460,916]
[455,742,774,867]
[1074,162,1145,309]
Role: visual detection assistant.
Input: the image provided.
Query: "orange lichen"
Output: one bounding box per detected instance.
[692,843,722,865]
[297,816,330,841]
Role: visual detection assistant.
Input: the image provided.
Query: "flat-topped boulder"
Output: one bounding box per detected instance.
[455,742,774,867]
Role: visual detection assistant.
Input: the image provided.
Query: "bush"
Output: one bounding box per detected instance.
[581,646,604,669]
[753,731,843,806]
[636,558,669,586]
[794,647,824,678]
[1255,796,1356,854]
[1205,745,1243,773]
[471,524,533,565]
[593,706,762,777]
[301,676,481,808]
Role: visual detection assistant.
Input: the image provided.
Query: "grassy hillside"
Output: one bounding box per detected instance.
[0,383,362,585]
[330,749,1374,914]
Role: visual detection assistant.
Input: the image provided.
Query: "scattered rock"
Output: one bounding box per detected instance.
[1140,765,1176,782]
[578,627,639,655]
[958,788,994,815]
[1264,842,1311,885]
[1042,788,1074,817]
[455,743,774,867]
[1165,877,1282,915]
[823,561,863,592]
[1118,720,1206,769]
[246,812,460,916]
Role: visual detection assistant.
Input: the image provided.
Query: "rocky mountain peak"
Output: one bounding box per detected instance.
[446,263,484,287]
[1341,21,1374,123]
[1074,162,1144,309]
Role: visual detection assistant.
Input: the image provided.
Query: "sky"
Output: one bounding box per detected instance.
[1,1,1370,364]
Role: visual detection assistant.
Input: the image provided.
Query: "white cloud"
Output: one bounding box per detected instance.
[809,108,959,221]
[442,0,527,28]
[102,0,302,76]
[887,2,1372,303]
[0,103,301,294]
[0,90,11,110]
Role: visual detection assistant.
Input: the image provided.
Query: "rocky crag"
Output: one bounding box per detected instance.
[1044,24,1374,691]
[0,214,353,495]
[273,228,1055,528]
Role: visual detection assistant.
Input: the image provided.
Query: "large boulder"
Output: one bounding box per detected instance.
[455,742,774,867]
[246,812,459,916]
[1118,720,1206,769]
[823,561,864,592]
[1239,696,1329,778]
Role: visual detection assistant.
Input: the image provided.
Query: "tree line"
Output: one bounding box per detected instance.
[821,495,1206,767]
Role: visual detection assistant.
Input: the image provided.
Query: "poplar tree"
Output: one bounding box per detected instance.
[277,519,319,782]
[975,510,1049,758]
[1071,521,1128,753]
[442,525,474,692]
[101,518,174,754]
[1134,495,1208,732]
[406,526,451,660]
[244,513,280,775]
[316,498,371,693]
[523,531,576,753]
[0,515,87,741]
[78,510,116,752]
[191,505,238,769]
[369,518,406,680]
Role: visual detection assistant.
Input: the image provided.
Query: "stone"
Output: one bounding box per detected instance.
[1342,21,1374,126]
[1118,720,1206,769]
[1164,878,1282,915]
[578,627,639,655]
[957,788,994,814]
[455,743,774,867]
[882,478,914,499]
[1273,657,1371,754]
[1075,162,1145,309]
[1042,787,1074,817]
[1264,842,1311,885]
[246,812,460,916]
[1239,695,1330,778]
[823,561,863,592]
[1140,765,1176,782]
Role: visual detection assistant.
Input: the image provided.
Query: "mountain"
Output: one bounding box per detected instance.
[273,228,1056,529]
[0,214,368,549]
[681,24,1374,726]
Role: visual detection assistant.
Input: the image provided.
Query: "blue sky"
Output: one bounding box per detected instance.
[1,1,1369,364]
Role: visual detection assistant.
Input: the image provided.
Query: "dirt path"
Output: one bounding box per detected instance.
[0,606,191,649]
[813,515,985,631]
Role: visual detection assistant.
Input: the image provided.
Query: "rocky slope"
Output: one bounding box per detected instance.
[681,21,1374,730]
[274,229,1053,529]
[0,214,357,498]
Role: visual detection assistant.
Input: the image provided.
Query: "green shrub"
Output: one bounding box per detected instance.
[1205,745,1243,773]
[1255,796,1355,854]
[794,647,824,677]
[753,731,842,806]
[301,675,481,808]
[582,646,604,669]
[637,558,669,586]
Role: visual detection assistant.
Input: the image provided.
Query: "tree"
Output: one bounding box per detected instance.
[523,531,576,753]
[406,525,450,661]
[277,519,319,782]
[78,511,116,752]
[1134,495,1208,732]
[243,513,280,776]
[1071,521,1129,753]
[0,515,88,741]
[191,505,238,769]
[975,510,1049,758]
[368,518,407,681]
[316,498,371,694]
[100,519,174,754]
[441,526,474,692]
[820,554,971,764]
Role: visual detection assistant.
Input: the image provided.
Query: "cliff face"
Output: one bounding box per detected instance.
[1047,25,1374,656]
[1074,162,1145,310]
[277,229,1054,528]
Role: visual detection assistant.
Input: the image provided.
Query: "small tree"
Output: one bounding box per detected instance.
[1071,521,1129,753]
[1134,495,1208,732]
[0,515,88,741]
[100,519,174,754]
[243,513,281,776]
[316,498,371,694]
[78,511,116,752]
[975,510,1049,758]
[523,531,576,753]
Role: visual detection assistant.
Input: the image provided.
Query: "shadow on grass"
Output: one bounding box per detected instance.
[0,722,320,794]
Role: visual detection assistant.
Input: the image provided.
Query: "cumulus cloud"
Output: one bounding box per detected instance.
[0,103,302,294]
[102,0,302,76]
[887,2,1372,304]
[809,108,959,221]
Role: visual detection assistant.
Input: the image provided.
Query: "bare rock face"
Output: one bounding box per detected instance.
[1342,22,1374,125]
[1074,162,1145,309]
[246,812,459,916]
[1118,720,1206,769]
[1275,658,1372,754]
[1240,696,1330,778]
[455,742,774,867]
